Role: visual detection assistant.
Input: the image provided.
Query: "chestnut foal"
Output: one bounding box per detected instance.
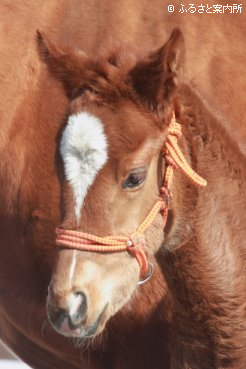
[38,28,246,368]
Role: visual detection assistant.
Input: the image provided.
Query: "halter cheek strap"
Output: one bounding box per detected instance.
[56,113,207,283]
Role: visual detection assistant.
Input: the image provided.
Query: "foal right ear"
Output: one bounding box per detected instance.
[37,31,89,99]
[129,28,185,119]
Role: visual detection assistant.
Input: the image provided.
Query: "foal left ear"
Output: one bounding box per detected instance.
[129,28,185,117]
[37,31,89,99]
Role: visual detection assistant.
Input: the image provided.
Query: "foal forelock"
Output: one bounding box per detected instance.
[60,112,108,220]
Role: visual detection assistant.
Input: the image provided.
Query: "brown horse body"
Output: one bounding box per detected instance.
[0,1,245,368]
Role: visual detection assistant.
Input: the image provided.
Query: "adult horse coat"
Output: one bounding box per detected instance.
[0,1,245,368]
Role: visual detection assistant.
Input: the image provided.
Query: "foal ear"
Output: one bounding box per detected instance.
[129,28,185,116]
[37,31,89,99]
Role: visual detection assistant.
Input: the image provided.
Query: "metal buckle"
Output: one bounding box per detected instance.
[137,262,154,285]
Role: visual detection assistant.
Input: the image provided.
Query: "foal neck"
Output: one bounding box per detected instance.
[164,83,246,250]
[159,84,246,369]
[178,83,246,182]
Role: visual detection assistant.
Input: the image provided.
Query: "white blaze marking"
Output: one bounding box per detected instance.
[60,112,108,220]
[69,250,77,286]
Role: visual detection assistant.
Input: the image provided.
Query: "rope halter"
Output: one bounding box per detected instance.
[56,113,207,284]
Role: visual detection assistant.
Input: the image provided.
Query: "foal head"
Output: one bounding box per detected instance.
[38,28,184,338]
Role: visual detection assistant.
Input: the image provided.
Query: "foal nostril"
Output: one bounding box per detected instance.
[47,291,88,331]
[68,292,87,325]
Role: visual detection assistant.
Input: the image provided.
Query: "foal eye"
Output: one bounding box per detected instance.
[122,170,146,189]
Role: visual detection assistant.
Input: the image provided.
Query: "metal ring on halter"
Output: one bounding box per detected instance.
[137,262,154,285]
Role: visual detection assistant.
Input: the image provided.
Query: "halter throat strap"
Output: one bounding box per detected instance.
[56,113,207,282]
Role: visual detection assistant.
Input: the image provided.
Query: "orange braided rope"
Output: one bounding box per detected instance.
[164,119,207,188]
[56,113,207,282]
[56,199,166,280]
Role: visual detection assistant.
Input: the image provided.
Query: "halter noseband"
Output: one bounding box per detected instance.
[56,113,207,283]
